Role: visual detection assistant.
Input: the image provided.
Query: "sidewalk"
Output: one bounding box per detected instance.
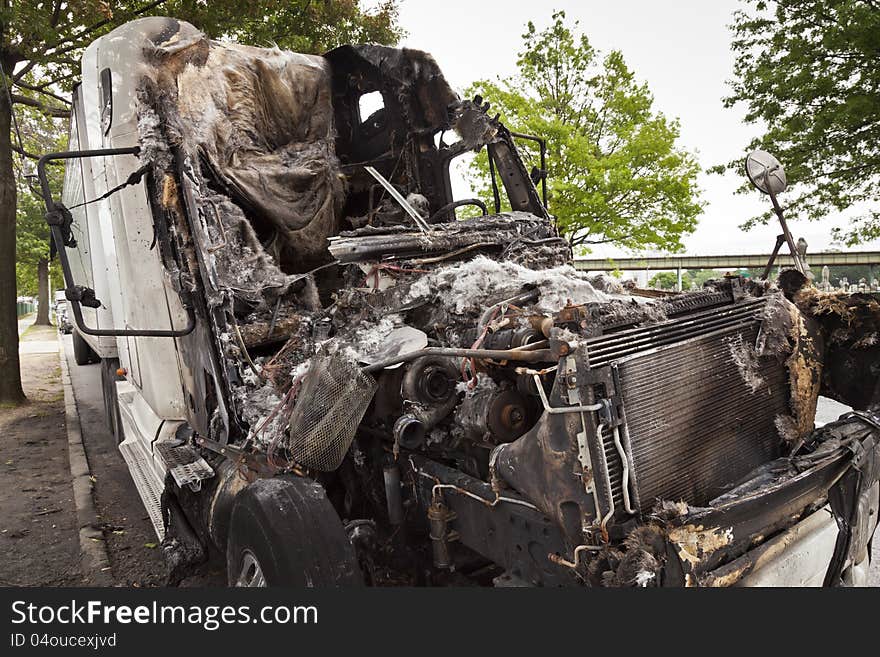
[0,324,86,585]
[17,312,35,336]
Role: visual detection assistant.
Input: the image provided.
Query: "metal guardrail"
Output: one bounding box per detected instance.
[574,251,880,271]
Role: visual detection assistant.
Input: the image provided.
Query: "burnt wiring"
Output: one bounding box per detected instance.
[261,375,306,470]
[229,314,264,382]
[363,263,429,291]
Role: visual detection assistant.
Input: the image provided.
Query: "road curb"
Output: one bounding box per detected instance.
[59,337,113,586]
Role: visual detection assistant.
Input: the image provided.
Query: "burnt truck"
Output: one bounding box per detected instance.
[40,17,879,587]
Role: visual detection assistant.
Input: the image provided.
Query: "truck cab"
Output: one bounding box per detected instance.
[42,17,879,587]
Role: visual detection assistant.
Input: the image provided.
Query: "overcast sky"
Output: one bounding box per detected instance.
[387,0,879,258]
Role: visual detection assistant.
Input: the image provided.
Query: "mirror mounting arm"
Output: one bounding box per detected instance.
[766,186,806,275]
[37,147,197,338]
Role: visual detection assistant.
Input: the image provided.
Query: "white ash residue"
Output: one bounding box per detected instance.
[347,314,403,359]
[727,332,765,393]
[756,292,796,358]
[598,298,668,326]
[634,570,656,587]
[455,372,497,396]
[233,380,284,443]
[135,99,173,172]
[404,255,610,314]
[290,359,311,382]
[774,414,800,443]
[586,273,625,295]
[240,363,262,387]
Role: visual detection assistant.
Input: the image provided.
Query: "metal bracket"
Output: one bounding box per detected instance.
[37,147,196,337]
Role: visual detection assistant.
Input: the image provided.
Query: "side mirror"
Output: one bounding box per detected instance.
[745,150,787,195]
[744,150,805,276]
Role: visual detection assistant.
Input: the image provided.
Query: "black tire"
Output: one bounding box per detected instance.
[71,329,99,366]
[100,358,125,443]
[226,476,363,587]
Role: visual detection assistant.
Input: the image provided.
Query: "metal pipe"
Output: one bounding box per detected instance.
[383,459,404,525]
[612,425,636,514]
[766,184,805,274]
[597,423,616,533]
[362,347,552,374]
[476,288,540,338]
[429,482,539,511]
[230,315,263,381]
[548,544,602,569]
[531,374,603,415]
[393,414,426,449]
[761,234,786,280]
[514,364,558,376]
[364,165,430,233]
[414,467,540,511]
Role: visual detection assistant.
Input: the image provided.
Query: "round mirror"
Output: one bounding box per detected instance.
[745,150,787,195]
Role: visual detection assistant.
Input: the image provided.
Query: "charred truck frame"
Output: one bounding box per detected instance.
[41,17,879,587]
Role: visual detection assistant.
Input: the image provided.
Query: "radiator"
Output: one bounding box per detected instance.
[585,298,789,511]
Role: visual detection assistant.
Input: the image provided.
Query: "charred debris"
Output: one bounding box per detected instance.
[133,23,880,586]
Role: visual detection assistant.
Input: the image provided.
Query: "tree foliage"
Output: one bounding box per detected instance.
[720,0,880,244]
[648,268,730,291]
[648,271,679,290]
[169,0,402,53]
[464,11,702,252]
[15,102,64,302]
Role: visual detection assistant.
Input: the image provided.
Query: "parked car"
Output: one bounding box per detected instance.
[55,301,73,334]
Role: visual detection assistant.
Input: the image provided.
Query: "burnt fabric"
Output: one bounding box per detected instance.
[147,27,344,271]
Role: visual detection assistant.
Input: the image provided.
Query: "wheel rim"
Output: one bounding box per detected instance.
[235,550,267,587]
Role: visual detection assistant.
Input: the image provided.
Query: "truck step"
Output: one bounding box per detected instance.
[119,438,165,540]
[155,442,215,492]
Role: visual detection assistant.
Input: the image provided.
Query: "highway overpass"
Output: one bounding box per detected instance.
[574,251,880,272]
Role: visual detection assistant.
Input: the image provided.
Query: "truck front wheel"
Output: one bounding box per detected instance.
[71,329,99,366]
[226,476,363,587]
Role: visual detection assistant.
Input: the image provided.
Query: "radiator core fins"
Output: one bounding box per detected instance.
[588,304,789,511]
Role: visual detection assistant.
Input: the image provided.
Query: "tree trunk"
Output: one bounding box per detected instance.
[34,257,50,325]
[0,75,25,404]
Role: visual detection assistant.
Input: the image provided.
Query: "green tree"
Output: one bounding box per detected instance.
[687,268,722,289]
[648,268,728,291]
[464,11,702,252]
[16,182,56,323]
[720,0,880,244]
[648,271,679,290]
[170,0,402,53]
[0,0,401,405]
[15,103,65,325]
